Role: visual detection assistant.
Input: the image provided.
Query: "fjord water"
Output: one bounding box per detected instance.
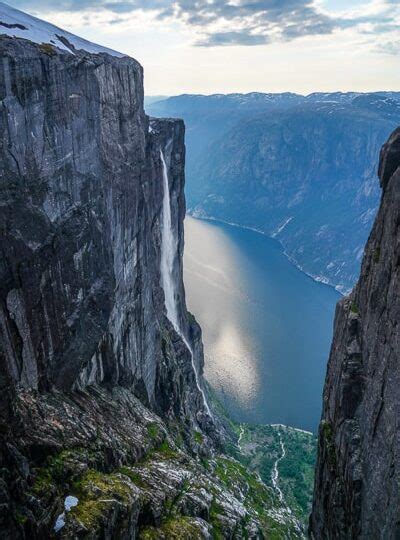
[184,216,341,432]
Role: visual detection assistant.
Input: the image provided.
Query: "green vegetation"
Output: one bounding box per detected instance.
[147,422,161,440]
[15,511,27,526]
[119,466,148,488]
[208,383,316,528]
[321,420,336,468]
[350,302,360,314]
[140,516,204,539]
[194,431,204,444]
[211,455,301,538]
[154,440,178,459]
[164,477,191,519]
[25,390,314,538]
[276,429,317,518]
[70,469,133,530]
[228,424,317,527]
[373,246,381,263]
[209,497,225,540]
[321,420,332,442]
[32,447,96,497]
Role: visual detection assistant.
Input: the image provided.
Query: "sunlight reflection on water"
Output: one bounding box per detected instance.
[184,217,261,407]
[183,216,340,432]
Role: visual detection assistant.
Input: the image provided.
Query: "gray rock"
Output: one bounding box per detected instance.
[0,36,208,428]
[0,28,221,539]
[310,126,400,538]
[0,10,307,539]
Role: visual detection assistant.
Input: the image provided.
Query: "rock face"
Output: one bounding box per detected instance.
[310,126,400,538]
[0,16,215,537]
[0,8,305,539]
[148,93,400,293]
[0,35,208,423]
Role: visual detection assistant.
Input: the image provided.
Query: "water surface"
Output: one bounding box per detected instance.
[184,216,341,432]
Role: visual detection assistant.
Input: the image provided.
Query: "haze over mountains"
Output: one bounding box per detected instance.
[0,3,314,536]
[148,92,400,292]
[2,0,400,536]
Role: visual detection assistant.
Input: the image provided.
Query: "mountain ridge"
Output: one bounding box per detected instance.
[148,92,400,293]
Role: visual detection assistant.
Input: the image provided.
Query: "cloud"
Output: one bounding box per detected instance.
[10,0,98,10]
[374,40,400,54]
[8,0,400,48]
[196,31,269,47]
[103,2,141,13]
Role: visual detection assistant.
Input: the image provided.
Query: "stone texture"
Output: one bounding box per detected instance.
[0,19,306,540]
[310,126,400,538]
[0,386,273,538]
[0,33,221,538]
[0,36,208,427]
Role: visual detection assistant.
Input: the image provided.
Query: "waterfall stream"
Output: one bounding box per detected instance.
[160,149,211,417]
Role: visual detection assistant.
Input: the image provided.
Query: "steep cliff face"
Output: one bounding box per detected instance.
[0,6,305,539]
[310,126,400,538]
[0,13,214,537]
[0,34,208,426]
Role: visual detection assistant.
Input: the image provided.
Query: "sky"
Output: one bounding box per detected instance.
[5,0,400,95]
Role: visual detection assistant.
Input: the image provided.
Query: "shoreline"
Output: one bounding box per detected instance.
[188,213,347,296]
[270,423,314,436]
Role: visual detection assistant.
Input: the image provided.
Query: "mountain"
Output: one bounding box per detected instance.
[148,92,400,293]
[310,127,400,537]
[144,95,169,108]
[0,3,308,538]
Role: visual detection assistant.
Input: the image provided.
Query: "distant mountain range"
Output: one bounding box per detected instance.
[148,92,400,292]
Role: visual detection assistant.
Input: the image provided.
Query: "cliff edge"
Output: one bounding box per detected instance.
[310,126,400,538]
[0,4,302,538]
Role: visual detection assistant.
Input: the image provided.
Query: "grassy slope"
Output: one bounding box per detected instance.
[209,386,317,527]
[232,424,317,525]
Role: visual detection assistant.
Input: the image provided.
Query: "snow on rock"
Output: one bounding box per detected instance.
[0,1,124,57]
[54,495,79,533]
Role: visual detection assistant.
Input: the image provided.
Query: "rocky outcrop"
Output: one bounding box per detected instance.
[310,126,400,538]
[0,34,209,425]
[0,7,304,538]
[0,18,218,537]
[0,384,299,539]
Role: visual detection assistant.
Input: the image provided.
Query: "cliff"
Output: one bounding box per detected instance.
[0,4,303,538]
[0,33,208,425]
[310,126,400,538]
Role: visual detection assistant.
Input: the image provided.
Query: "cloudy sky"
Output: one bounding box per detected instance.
[6,0,400,95]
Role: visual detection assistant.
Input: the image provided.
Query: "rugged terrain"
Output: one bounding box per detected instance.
[0,3,308,538]
[230,423,317,528]
[310,127,400,538]
[148,92,400,293]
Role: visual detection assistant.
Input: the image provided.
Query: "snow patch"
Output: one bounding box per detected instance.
[54,495,79,533]
[0,2,123,57]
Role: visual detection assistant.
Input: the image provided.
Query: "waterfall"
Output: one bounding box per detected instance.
[160,149,180,329]
[160,149,211,417]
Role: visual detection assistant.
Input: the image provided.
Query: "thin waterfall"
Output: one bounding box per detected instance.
[160,149,211,417]
[160,149,180,329]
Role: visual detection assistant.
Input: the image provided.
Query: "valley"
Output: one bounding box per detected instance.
[148,92,400,293]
